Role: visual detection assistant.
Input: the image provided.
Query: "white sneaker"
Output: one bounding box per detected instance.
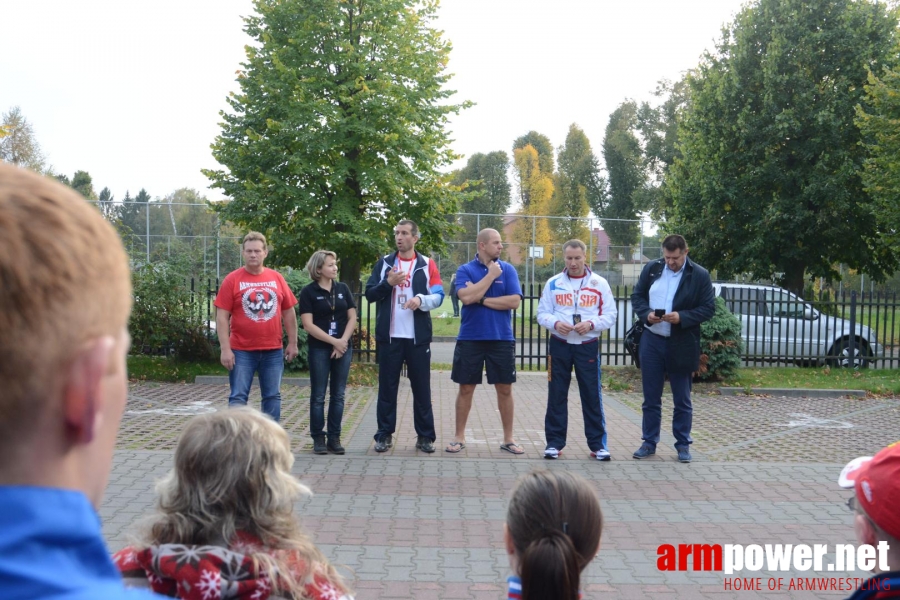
[544,447,560,460]
[591,449,611,461]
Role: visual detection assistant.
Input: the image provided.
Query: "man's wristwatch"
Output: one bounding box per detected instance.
[479,296,486,305]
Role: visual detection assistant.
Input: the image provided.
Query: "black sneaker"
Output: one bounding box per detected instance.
[374,435,393,453]
[312,436,327,455]
[677,448,692,463]
[416,436,435,453]
[327,437,345,455]
[632,443,656,459]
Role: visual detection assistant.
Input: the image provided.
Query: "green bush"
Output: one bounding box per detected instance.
[698,296,743,381]
[282,268,311,371]
[130,263,214,361]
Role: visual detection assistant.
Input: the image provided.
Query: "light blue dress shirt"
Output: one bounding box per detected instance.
[647,260,685,337]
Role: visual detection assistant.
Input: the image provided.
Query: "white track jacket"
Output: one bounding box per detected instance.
[537,269,618,344]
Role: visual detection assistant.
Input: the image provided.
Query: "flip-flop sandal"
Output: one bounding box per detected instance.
[500,443,525,455]
[445,441,466,453]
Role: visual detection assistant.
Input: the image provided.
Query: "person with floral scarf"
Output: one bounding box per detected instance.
[114,408,352,600]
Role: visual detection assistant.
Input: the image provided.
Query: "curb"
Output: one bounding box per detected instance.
[194,375,310,387]
[719,387,866,398]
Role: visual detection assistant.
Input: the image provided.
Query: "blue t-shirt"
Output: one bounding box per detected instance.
[456,257,522,341]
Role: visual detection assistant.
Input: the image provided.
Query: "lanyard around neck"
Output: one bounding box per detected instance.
[323,282,336,314]
[568,271,587,311]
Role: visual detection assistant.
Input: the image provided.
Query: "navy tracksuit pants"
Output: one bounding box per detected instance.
[545,336,608,452]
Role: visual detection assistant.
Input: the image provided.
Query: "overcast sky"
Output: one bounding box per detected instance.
[1,0,747,201]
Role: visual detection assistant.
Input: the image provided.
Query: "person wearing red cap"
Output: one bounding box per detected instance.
[838,441,900,599]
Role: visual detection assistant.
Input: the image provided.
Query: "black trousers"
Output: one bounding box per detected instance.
[374,338,436,442]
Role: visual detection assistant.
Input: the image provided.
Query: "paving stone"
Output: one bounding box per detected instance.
[101,372,895,598]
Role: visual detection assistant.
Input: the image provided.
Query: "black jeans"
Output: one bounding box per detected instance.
[374,338,436,442]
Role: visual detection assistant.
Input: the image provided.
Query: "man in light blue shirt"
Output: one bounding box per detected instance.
[630,235,715,463]
[0,164,164,599]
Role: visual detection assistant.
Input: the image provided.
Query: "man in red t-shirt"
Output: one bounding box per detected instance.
[214,232,299,421]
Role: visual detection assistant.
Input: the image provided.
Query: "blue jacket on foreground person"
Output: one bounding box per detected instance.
[0,488,162,600]
[0,164,163,599]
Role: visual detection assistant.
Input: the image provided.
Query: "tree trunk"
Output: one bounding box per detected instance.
[781,263,806,297]
[342,259,363,294]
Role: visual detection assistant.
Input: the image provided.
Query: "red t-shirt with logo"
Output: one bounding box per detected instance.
[214,267,298,351]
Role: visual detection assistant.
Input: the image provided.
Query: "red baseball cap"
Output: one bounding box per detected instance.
[838,442,900,539]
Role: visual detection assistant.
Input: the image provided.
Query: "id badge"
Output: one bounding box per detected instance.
[329,321,338,336]
[398,294,408,305]
[572,314,582,325]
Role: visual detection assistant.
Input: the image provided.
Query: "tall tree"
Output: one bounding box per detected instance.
[0,106,46,172]
[670,0,899,295]
[450,151,511,237]
[513,131,554,182]
[636,78,690,221]
[553,123,601,243]
[70,170,97,201]
[97,186,118,222]
[601,101,644,249]
[857,64,900,250]
[120,188,152,241]
[511,144,553,267]
[204,0,469,289]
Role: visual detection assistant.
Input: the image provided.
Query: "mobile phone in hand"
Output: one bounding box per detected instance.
[654,308,665,318]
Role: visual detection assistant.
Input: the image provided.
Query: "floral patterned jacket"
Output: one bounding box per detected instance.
[113,532,353,600]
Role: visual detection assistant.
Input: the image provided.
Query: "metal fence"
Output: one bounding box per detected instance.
[184,280,898,370]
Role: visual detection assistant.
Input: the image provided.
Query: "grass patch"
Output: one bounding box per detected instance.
[347,362,379,387]
[722,367,900,396]
[131,355,899,397]
[128,356,226,383]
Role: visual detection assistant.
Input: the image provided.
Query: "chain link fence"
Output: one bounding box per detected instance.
[92,201,899,295]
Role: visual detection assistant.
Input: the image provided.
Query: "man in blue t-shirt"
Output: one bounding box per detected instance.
[445,228,525,455]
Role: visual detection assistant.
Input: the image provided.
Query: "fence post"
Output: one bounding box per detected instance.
[145,201,150,264]
[849,290,857,368]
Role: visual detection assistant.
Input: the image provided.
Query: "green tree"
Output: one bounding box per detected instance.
[636,78,690,221]
[0,106,46,172]
[450,151,511,234]
[449,151,510,265]
[513,131,554,183]
[857,64,900,250]
[120,188,152,253]
[601,101,644,248]
[204,0,469,290]
[97,186,119,222]
[553,123,601,243]
[670,0,899,295]
[70,170,97,201]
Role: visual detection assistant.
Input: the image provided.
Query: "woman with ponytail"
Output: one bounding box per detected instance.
[505,469,603,600]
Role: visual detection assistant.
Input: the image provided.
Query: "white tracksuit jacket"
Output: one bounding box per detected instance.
[537,268,618,344]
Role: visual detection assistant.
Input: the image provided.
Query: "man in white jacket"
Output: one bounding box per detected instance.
[537,239,618,460]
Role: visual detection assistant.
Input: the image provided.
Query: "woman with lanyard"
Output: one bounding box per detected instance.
[299,250,357,455]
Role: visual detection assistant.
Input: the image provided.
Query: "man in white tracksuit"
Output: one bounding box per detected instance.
[537,239,618,460]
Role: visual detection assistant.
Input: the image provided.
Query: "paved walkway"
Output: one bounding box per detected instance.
[103,370,900,599]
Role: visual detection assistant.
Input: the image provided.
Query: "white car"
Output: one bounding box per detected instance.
[712,283,883,368]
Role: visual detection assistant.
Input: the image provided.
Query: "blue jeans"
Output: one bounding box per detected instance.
[545,336,607,452]
[228,348,284,421]
[308,345,352,439]
[638,330,693,449]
